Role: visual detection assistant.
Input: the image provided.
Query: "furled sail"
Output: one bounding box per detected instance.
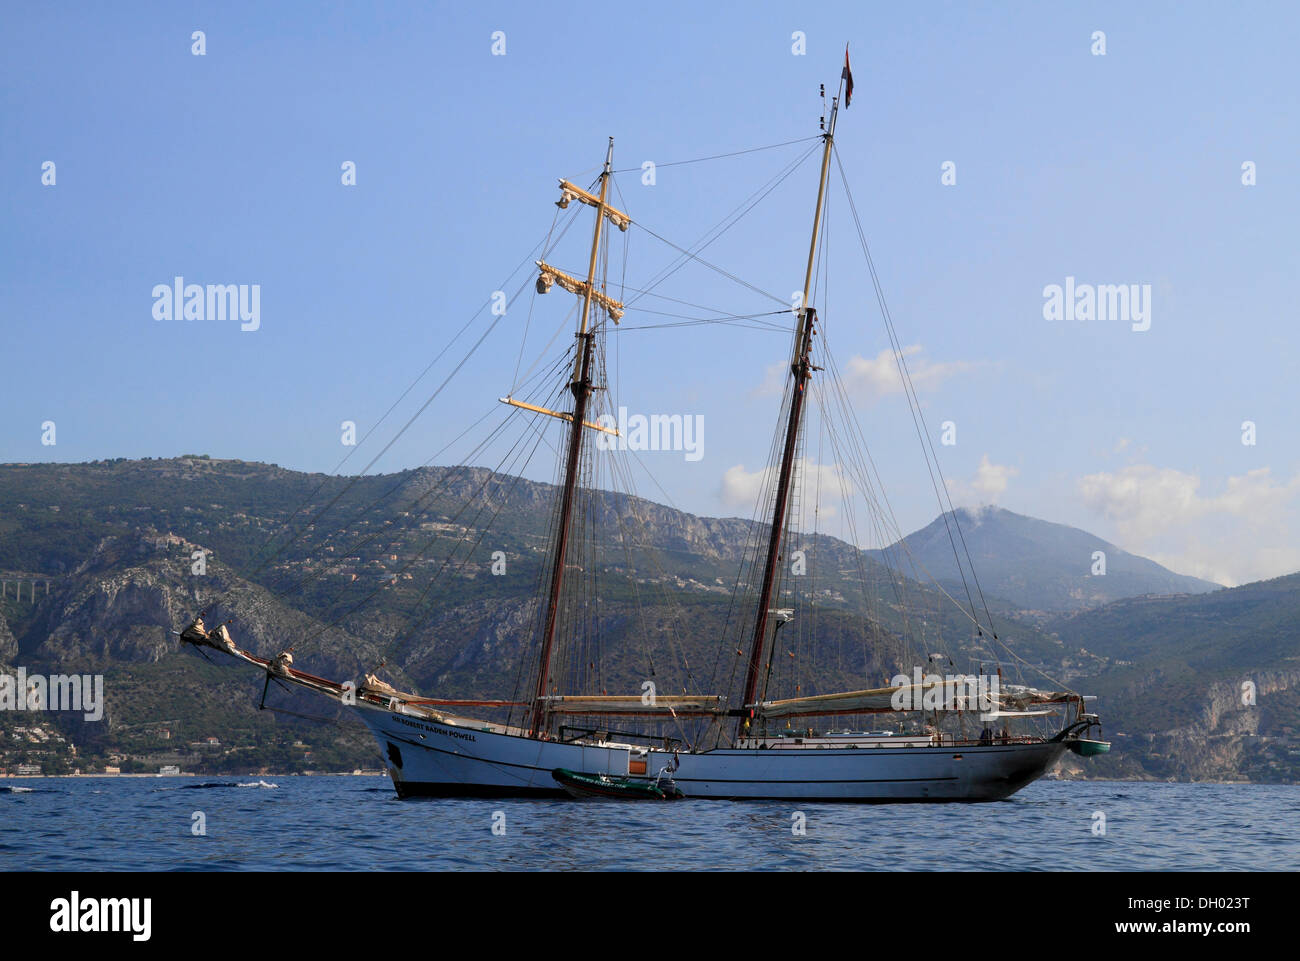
[756,682,1077,718]
[555,179,631,231]
[757,686,906,718]
[539,694,726,716]
[535,260,625,322]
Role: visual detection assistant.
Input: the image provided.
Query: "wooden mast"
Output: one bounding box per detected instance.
[739,98,839,732]
[529,138,615,737]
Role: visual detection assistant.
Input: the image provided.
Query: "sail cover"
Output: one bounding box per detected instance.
[540,695,725,716]
[757,682,1077,718]
[757,686,903,718]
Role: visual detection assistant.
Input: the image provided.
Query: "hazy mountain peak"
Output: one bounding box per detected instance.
[871,506,1222,614]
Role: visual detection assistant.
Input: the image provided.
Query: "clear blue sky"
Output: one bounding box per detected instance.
[3,1,1298,585]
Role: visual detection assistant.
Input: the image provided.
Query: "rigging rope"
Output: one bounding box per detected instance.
[610,135,820,173]
[831,145,997,643]
[625,142,821,309]
[197,216,578,621]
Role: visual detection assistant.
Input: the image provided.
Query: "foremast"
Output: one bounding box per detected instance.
[529,138,619,737]
[738,96,840,736]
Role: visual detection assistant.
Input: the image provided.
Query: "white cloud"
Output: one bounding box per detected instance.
[843,345,976,399]
[752,361,788,398]
[971,455,1018,501]
[1078,465,1298,537]
[754,345,976,399]
[721,459,851,516]
[1077,465,1300,585]
[946,454,1018,507]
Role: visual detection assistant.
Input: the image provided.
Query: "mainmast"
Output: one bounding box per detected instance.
[739,96,840,731]
[529,138,617,737]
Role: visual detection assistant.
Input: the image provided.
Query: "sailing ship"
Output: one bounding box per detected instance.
[180,59,1107,801]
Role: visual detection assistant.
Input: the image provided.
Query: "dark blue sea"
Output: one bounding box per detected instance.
[2,777,1296,870]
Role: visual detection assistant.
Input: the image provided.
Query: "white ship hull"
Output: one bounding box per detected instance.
[356,703,1068,802]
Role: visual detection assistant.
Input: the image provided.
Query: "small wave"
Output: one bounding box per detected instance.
[175,781,245,790]
[161,780,279,791]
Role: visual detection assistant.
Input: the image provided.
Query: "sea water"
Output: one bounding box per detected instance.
[1,777,1296,871]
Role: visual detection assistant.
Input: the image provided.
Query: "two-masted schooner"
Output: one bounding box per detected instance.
[180,59,1107,801]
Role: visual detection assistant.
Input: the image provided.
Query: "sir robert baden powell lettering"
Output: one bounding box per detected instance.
[394,715,478,742]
